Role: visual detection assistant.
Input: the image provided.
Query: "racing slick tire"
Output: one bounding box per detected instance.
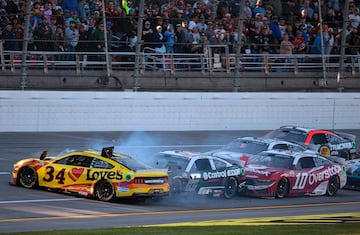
[223,177,238,199]
[170,178,183,195]
[339,150,351,161]
[319,145,331,157]
[18,166,38,189]
[94,180,115,202]
[275,178,289,199]
[326,176,340,196]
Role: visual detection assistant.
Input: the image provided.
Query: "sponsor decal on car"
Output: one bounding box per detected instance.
[203,168,243,180]
[86,169,123,181]
[293,165,342,189]
[330,142,353,151]
[118,182,130,192]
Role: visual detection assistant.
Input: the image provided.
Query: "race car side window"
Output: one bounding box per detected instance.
[296,157,316,169]
[67,155,93,167]
[326,134,341,144]
[272,144,289,150]
[194,159,212,171]
[91,158,114,169]
[314,157,332,167]
[55,155,92,167]
[311,133,327,145]
[213,159,228,169]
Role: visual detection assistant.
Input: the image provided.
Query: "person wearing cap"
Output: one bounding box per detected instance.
[142,20,153,48]
[66,10,81,28]
[153,25,166,53]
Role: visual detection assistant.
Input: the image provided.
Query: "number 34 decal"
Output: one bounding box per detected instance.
[43,166,66,184]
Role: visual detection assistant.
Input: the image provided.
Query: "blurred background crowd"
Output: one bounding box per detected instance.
[0,0,359,57]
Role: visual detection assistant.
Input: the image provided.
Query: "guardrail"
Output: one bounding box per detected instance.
[1,49,359,76]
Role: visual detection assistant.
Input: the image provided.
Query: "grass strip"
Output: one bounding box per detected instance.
[2,224,360,235]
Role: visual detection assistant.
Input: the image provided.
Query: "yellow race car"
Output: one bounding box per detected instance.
[10,147,169,202]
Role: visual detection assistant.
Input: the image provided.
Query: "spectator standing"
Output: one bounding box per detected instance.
[142,20,153,49]
[65,20,79,60]
[164,24,176,53]
[349,8,360,29]
[326,27,335,55]
[279,33,294,71]
[2,23,17,50]
[36,17,53,51]
[293,30,306,54]
[53,25,66,60]
[269,15,281,53]
[153,25,166,53]
[76,23,90,52]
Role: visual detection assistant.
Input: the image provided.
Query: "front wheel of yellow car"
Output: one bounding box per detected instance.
[18,167,38,189]
[94,180,115,202]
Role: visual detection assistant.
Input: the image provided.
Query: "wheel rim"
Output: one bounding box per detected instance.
[19,167,37,188]
[276,178,288,198]
[327,177,339,196]
[96,181,114,201]
[224,177,237,199]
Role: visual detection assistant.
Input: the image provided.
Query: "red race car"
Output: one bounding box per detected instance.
[243,150,347,198]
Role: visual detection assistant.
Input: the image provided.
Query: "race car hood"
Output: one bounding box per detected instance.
[208,150,256,161]
[245,165,284,178]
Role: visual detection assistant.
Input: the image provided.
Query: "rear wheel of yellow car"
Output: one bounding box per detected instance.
[319,145,331,157]
[94,180,115,202]
[18,167,38,189]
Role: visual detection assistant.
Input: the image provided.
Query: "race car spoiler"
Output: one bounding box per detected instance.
[102,146,114,158]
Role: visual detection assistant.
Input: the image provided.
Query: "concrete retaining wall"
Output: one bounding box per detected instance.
[1,91,359,132]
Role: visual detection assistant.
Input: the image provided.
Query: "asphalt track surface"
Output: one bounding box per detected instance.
[0,131,360,233]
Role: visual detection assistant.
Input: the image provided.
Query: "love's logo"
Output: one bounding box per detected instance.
[68,168,84,182]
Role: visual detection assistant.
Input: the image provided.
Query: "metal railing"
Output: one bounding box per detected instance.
[1,47,360,77]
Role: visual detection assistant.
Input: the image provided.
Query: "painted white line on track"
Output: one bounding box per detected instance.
[0,172,10,175]
[0,198,84,204]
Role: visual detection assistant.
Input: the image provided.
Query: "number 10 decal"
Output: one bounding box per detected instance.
[293,172,308,189]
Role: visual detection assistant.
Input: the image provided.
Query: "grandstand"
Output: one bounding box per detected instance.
[0,0,359,91]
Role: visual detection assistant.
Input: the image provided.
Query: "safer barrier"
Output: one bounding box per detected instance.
[1,91,359,132]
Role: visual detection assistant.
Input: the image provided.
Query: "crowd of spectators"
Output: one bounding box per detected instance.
[0,0,360,61]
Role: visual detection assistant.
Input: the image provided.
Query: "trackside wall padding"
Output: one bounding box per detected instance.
[0,91,359,132]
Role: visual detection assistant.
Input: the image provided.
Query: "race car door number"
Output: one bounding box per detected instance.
[185,179,199,192]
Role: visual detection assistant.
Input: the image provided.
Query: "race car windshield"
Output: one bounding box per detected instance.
[222,140,268,154]
[112,157,152,170]
[248,154,294,169]
[264,129,307,143]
